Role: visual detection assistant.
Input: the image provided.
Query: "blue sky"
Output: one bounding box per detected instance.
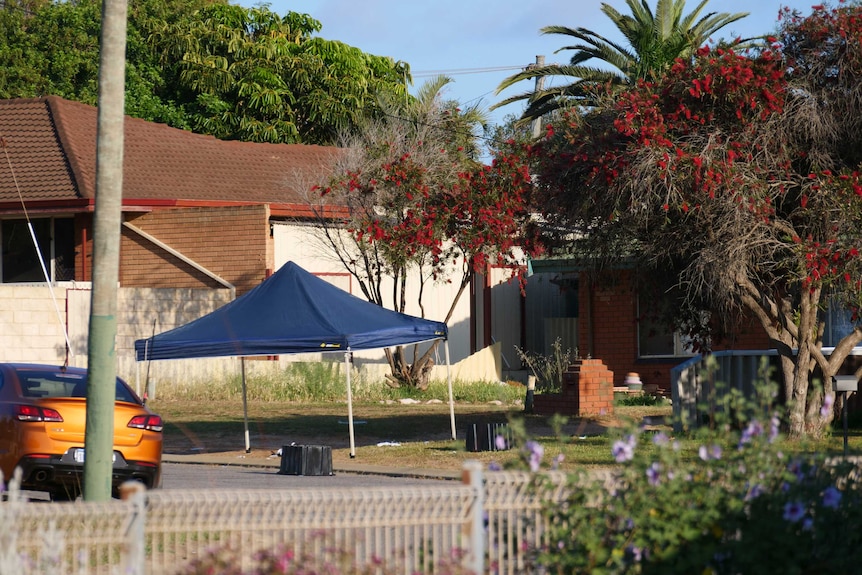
[239,1,820,127]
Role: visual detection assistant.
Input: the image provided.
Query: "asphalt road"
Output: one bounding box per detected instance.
[160,462,452,490]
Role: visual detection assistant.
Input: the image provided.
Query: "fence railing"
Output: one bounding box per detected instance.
[1,463,580,575]
[671,347,862,432]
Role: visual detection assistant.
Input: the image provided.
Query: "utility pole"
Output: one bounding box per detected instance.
[530,55,546,139]
[83,0,128,502]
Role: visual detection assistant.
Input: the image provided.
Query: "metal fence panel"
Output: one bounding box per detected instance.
[3,467,589,575]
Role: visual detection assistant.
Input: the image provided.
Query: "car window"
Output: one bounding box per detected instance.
[18,370,140,404]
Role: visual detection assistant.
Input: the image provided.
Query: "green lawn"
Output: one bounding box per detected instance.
[149,398,862,472]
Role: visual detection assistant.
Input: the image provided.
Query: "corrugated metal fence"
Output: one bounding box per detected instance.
[1,463,573,575]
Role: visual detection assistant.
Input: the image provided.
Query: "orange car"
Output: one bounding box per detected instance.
[0,363,163,499]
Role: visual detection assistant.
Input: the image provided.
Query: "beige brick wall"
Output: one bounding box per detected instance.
[0,285,231,377]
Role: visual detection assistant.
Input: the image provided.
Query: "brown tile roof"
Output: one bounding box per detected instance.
[0,96,340,206]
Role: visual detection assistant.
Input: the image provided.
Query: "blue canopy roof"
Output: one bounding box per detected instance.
[135,262,448,361]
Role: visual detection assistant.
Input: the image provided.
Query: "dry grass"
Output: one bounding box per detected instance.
[149,399,673,472]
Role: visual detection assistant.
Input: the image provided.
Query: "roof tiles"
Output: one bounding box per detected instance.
[0,96,340,206]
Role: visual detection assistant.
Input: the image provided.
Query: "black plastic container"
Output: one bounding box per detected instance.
[278,444,333,476]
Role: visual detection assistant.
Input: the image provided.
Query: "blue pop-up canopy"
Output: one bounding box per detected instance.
[135,261,447,360]
[135,262,454,456]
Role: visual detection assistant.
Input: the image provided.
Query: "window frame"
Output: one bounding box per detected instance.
[0,216,75,284]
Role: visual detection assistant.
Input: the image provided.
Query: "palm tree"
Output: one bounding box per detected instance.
[493,0,748,123]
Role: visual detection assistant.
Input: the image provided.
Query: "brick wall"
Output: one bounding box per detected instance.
[121,205,270,295]
[578,270,774,392]
[532,359,614,417]
[582,272,639,387]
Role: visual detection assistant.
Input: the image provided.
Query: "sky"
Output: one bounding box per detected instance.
[238,0,821,128]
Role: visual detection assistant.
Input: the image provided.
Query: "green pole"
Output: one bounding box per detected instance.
[84,0,128,502]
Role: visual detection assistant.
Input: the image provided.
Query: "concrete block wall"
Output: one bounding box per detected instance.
[0,284,231,376]
[0,286,71,363]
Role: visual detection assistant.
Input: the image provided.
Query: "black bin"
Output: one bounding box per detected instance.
[466,423,512,452]
[278,444,333,476]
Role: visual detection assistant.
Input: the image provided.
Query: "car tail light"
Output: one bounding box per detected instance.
[127,414,163,432]
[15,405,63,422]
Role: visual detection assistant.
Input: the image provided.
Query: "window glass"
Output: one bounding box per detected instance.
[53,218,75,282]
[2,219,49,282]
[637,284,698,358]
[1,218,75,283]
[823,299,860,347]
[18,369,140,404]
[638,313,676,356]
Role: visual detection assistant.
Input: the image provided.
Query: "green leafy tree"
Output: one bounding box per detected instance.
[154,3,409,144]
[493,0,748,123]
[0,0,218,121]
[530,4,862,437]
[0,1,407,144]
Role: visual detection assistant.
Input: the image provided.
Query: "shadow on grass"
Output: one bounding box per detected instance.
[159,406,614,454]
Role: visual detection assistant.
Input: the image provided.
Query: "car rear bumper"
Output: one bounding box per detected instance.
[15,450,161,492]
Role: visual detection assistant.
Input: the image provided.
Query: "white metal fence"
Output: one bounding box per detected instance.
[1,463,576,575]
[671,348,862,432]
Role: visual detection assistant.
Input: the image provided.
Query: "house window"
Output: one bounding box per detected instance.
[637,295,696,358]
[822,299,860,348]
[1,218,75,283]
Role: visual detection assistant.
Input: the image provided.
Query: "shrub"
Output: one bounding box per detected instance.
[615,393,666,407]
[519,373,862,574]
[515,338,575,393]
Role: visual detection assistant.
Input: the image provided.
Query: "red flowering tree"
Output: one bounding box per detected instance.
[532,3,862,437]
[308,89,536,388]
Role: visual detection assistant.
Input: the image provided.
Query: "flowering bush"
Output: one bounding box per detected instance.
[525,377,862,574]
[177,544,473,575]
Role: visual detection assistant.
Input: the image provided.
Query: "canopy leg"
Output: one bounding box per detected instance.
[241,357,250,453]
[445,340,456,440]
[346,351,356,458]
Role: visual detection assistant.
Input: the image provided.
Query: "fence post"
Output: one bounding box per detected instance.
[120,481,146,575]
[462,460,485,575]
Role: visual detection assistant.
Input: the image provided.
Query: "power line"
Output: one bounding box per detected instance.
[412,65,529,78]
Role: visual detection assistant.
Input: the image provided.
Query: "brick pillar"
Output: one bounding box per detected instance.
[568,359,614,416]
[533,359,615,417]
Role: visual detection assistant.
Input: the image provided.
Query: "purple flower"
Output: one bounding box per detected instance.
[524,440,544,472]
[495,434,508,450]
[745,484,764,501]
[646,462,662,486]
[652,432,669,445]
[769,415,780,442]
[699,444,723,461]
[612,435,637,463]
[551,453,564,470]
[803,518,814,531]
[821,393,835,418]
[783,501,806,523]
[739,420,764,448]
[822,486,842,509]
[488,461,501,471]
[788,460,805,481]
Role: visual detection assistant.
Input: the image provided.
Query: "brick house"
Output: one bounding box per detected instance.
[0,96,482,377]
[0,96,339,296]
